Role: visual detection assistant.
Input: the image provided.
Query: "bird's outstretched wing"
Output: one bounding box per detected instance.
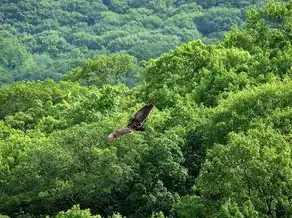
[107,127,133,142]
[132,97,155,124]
[107,97,155,142]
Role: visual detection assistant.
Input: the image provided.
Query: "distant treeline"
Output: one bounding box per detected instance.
[1,0,268,82]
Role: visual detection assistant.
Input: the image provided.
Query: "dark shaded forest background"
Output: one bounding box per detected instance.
[1,0,268,82]
[0,0,292,217]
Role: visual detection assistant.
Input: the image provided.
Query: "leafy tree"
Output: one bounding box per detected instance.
[63,54,137,86]
[195,126,292,217]
[195,0,268,8]
[195,7,243,36]
[55,205,102,218]
[0,31,34,81]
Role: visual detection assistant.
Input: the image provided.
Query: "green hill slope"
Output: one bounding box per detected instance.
[1,0,267,82]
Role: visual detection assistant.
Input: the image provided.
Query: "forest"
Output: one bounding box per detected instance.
[1,0,269,82]
[0,0,292,217]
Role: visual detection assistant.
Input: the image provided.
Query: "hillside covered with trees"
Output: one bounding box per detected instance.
[0,0,292,217]
[1,0,268,82]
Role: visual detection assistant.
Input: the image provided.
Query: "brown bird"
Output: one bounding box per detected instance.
[107,97,155,142]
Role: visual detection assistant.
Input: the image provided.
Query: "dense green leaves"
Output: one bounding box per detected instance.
[1,0,268,81]
[55,205,102,218]
[63,54,137,86]
[196,126,292,217]
[174,80,292,217]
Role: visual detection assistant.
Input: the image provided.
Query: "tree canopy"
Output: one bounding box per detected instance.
[1,0,270,82]
[0,0,291,218]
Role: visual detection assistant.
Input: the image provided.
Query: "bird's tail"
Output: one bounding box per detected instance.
[107,127,133,142]
[146,96,155,105]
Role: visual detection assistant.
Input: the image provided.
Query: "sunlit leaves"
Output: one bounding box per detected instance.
[55,205,102,218]
[63,54,137,86]
[174,79,292,217]
[196,126,292,217]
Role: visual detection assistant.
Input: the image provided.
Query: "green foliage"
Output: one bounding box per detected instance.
[196,7,243,36]
[174,80,292,217]
[0,79,191,217]
[151,211,165,218]
[0,30,34,83]
[143,0,292,107]
[0,80,83,120]
[0,0,267,81]
[216,199,259,218]
[174,195,208,217]
[195,126,292,217]
[194,0,267,8]
[202,81,292,145]
[55,205,101,218]
[63,54,137,86]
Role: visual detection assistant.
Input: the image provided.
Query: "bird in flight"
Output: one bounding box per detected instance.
[107,97,155,142]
